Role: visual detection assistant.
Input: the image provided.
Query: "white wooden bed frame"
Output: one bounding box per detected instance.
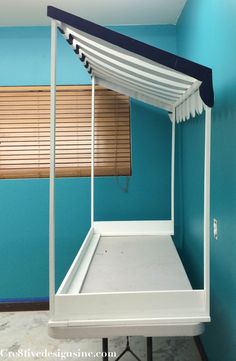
[48,19,211,339]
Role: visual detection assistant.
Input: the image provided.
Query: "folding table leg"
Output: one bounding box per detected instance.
[146,337,153,361]
[102,338,109,361]
[102,336,153,361]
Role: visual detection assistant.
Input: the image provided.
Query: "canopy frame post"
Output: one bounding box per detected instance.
[49,19,57,316]
[91,76,95,226]
[171,108,176,232]
[204,106,211,313]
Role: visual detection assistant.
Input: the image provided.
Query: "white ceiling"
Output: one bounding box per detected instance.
[0,0,187,27]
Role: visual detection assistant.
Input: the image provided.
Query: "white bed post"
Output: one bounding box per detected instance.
[49,19,57,316]
[204,106,211,314]
[91,75,95,226]
[171,108,176,233]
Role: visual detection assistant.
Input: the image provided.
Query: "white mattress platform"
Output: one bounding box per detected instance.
[48,221,208,338]
[81,235,190,293]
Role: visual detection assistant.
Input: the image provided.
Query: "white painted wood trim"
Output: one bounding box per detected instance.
[171,110,175,226]
[204,106,211,313]
[91,76,95,226]
[57,228,95,294]
[49,19,57,316]
[53,290,209,324]
[93,220,174,236]
[67,234,101,294]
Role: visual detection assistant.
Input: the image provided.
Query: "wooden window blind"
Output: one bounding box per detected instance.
[0,85,131,179]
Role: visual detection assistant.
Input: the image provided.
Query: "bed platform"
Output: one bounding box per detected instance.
[47,6,213,342]
[81,235,190,294]
[49,221,207,339]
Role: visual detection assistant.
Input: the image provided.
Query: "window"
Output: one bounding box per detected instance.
[0,85,131,179]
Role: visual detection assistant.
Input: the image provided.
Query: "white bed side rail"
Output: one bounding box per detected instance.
[57,227,96,294]
[53,290,210,324]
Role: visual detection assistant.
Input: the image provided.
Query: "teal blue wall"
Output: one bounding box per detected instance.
[177,1,236,360]
[0,25,176,299]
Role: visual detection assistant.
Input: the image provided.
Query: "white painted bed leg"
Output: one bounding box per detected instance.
[204,106,211,314]
[49,19,57,316]
[171,108,176,233]
[91,76,95,226]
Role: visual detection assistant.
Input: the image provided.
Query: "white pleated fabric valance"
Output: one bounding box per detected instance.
[175,89,206,123]
[47,7,214,123]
